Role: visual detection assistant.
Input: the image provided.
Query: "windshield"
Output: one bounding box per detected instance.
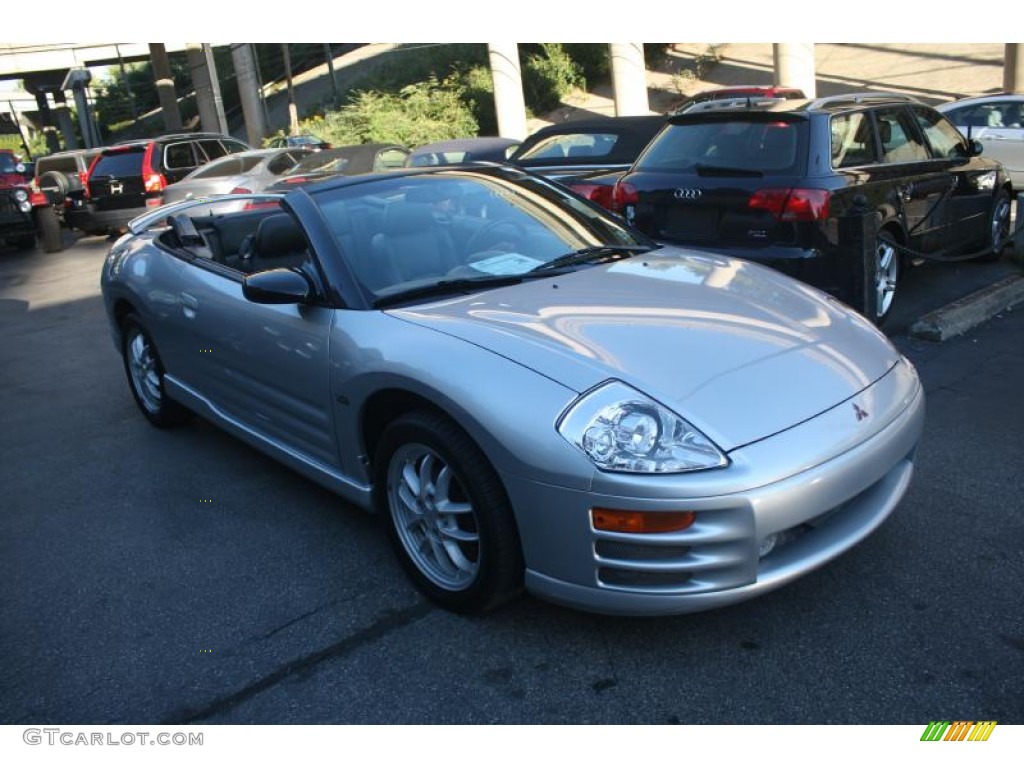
[636,118,807,175]
[290,149,358,175]
[310,169,653,304]
[189,154,264,179]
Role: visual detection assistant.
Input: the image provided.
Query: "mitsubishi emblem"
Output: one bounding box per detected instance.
[853,403,869,422]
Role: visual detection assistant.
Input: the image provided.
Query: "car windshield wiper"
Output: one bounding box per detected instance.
[529,244,653,273]
[695,163,764,177]
[373,274,543,308]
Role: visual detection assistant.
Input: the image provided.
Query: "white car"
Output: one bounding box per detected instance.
[938,94,1024,189]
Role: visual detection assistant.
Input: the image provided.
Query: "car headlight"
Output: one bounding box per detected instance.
[558,381,728,473]
[14,189,28,202]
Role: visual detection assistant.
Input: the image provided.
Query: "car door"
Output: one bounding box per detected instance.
[162,207,340,469]
[910,105,994,253]
[871,105,953,255]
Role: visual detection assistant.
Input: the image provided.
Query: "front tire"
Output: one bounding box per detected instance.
[120,314,190,428]
[873,230,901,325]
[975,189,1011,263]
[374,410,523,613]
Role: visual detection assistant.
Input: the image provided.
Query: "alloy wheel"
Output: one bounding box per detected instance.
[127,328,162,413]
[387,443,481,591]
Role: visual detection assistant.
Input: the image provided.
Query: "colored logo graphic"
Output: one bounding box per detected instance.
[920,721,997,742]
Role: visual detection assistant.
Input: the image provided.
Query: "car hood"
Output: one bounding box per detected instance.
[388,249,901,451]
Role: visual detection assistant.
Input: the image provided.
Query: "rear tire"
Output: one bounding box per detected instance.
[120,314,191,428]
[36,206,63,253]
[872,230,901,326]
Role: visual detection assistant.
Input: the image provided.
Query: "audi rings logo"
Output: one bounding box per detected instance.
[674,188,702,200]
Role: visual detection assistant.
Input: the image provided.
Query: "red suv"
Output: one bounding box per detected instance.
[0,149,62,252]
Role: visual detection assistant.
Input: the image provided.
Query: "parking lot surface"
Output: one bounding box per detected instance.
[1,234,1021,724]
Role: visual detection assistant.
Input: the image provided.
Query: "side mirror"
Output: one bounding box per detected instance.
[968,138,984,157]
[242,268,313,305]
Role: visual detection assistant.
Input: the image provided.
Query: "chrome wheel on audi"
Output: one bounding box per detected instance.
[387,443,480,591]
[875,233,900,322]
[991,191,1011,255]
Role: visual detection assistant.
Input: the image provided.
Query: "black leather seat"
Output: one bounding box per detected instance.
[369,203,459,288]
[238,213,309,273]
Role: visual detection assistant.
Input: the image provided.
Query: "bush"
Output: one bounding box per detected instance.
[563,44,610,82]
[297,76,478,148]
[521,44,585,116]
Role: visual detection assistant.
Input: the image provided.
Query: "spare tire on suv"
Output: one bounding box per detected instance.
[34,147,106,235]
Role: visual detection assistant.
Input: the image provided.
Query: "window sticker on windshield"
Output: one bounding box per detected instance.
[469,253,544,275]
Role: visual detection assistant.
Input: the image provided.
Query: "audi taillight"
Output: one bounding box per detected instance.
[570,183,614,210]
[748,188,830,222]
[141,143,166,194]
[610,180,639,213]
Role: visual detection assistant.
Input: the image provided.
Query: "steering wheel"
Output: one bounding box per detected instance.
[464,219,527,257]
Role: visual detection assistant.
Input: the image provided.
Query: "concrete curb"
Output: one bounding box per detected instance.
[909,272,1024,342]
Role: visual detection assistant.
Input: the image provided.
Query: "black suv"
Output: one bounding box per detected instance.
[611,94,1013,323]
[86,132,250,232]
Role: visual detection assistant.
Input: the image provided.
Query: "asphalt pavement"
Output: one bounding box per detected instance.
[0,231,1021,726]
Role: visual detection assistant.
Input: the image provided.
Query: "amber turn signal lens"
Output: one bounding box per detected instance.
[591,509,696,534]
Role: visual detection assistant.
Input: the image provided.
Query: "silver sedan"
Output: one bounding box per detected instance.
[938,94,1024,189]
[100,166,924,616]
[161,148,315,206]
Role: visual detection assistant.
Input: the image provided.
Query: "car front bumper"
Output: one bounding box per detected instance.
[504,361,925,616]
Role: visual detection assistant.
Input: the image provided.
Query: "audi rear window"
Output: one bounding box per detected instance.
[635,118,808,176]
[92,151,144,177]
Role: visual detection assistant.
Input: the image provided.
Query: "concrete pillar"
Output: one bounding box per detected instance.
[52,91,79,150]
[33,91,60,154]
[149,43,182,132]
[232,43,267,147]
[186,43,221,133]
[610,43,649,116]
[773,43,816,99]
[282,44,299,135]
[488,43,527,140]
[203,44,228,135]
[1005,44,1024,94]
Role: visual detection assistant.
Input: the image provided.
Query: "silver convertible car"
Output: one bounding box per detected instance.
[100,165,925,616]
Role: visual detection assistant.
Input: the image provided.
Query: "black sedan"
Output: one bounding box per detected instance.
[509,116,667,187]
[267,144,410,190]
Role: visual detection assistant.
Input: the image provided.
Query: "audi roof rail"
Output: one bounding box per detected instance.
[808,92,922,110]
[676,96,788,114]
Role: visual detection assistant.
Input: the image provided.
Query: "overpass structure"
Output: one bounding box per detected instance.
[2,43,1022,160]
[0,43,195,154]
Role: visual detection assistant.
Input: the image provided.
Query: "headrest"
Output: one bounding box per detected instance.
[384,203,434,237]
[878,120,892,144]
[254,213,307,254]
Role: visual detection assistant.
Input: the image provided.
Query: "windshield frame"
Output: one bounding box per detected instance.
[307,167,656,308]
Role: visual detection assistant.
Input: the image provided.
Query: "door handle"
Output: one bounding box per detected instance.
[179,292,198,319]
[897,183,913,202]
